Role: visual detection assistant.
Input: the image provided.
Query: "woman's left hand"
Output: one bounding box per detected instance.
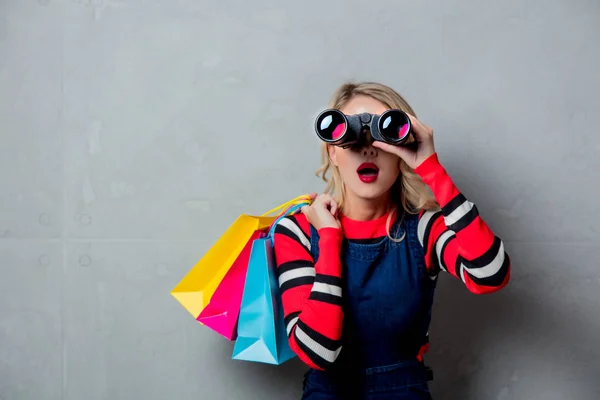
[372,113,436,170]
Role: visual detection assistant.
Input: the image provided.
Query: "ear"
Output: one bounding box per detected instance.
[327,145,338,166]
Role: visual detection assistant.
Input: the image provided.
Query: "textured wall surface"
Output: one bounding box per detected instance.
[1,0,599,399]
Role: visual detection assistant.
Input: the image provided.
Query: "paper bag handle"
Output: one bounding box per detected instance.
[266,202,309,244]
[261,194,312,217]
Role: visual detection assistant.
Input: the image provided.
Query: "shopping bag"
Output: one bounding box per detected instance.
[170,195,312,323]
[194,198,312,340]
[195,230,264,340]
[231,202,306,365]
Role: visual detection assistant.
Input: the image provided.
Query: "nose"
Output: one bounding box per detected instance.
[362,146,377,157]
[358,129,377,157]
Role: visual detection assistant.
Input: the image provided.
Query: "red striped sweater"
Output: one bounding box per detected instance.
[272,153,511,371]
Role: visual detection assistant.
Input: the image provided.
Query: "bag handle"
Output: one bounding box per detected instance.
[266,201,310,245]
[261,194,312,217]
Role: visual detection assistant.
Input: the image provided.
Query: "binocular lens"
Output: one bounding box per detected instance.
[379,110,411,142]
[316,110,347,141]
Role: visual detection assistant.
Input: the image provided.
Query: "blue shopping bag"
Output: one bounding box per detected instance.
[231,202,306,365]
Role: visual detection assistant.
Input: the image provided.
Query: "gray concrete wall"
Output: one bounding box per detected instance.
[1,0,599,399]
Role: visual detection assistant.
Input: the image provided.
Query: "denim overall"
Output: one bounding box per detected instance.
[302,212,436,400]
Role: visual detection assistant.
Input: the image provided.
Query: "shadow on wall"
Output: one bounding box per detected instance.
[423,154,600,399]
[427,270,600,400]
[409,105,599,399]
[201,332,308,399]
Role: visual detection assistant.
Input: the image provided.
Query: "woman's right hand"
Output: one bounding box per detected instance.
[300,193,341,230]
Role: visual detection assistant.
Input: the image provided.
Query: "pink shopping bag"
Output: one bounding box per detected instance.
[196,230,265,340]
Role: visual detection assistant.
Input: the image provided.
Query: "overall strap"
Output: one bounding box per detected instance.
[390,210,430,277]
[404,211,437,281]
[309,224,320,262]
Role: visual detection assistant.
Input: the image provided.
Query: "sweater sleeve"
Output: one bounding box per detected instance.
[415,153,511,294]
[273,213,344,370]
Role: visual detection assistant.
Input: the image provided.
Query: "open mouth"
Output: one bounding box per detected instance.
[357,162,379,183]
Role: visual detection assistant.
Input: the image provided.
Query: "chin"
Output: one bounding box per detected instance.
[342,172,397,203]
[351,184,393,201]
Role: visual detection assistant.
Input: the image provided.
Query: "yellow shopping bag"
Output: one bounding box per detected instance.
[171,194,312,319]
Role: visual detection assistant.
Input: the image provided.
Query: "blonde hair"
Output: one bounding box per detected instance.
[315,81,440,241]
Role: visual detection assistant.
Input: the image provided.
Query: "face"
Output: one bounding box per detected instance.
[328,95,401,204]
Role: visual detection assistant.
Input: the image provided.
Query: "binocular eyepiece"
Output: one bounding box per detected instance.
[314,108,415,149]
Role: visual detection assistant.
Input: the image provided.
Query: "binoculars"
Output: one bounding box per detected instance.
[314,108,415,149]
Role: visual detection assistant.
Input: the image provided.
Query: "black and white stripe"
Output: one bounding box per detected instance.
[284,311,301,336]
[277,260,315,293]
[434,230,455,273]
[418,210,444,279]
[456,237,509,286]
[274,216,312,254]
[442,193,479,232]
[419,207,508,286]
[293,320,343,369]
[309,274,343,306]
[417,210,443,251]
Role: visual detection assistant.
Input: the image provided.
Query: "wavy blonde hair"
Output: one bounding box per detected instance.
[315,81,440,240]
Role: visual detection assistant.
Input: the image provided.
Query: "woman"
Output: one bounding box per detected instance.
[273,82,510,399]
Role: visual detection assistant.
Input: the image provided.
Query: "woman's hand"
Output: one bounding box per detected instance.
[300,193,341,230]
[372,113,436,169]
